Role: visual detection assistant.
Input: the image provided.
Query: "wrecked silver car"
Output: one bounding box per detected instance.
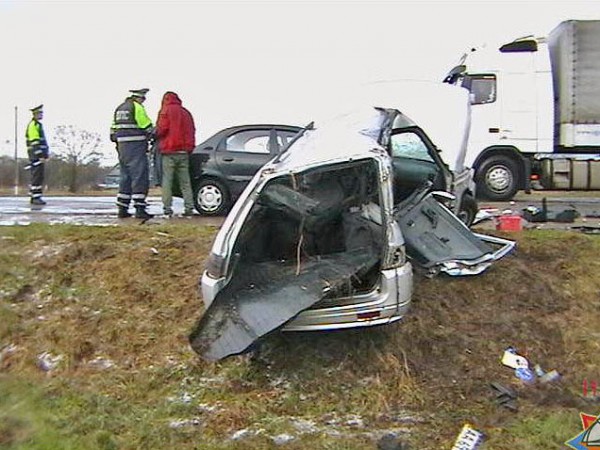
[190,106,514,361]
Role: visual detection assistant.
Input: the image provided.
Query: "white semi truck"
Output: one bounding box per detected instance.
[444,19,600,200]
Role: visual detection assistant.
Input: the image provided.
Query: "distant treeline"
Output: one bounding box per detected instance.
[0,155,113,192]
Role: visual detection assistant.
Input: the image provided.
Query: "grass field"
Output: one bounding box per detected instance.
[1,223,599,449]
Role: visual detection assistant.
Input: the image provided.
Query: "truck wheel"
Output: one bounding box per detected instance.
[194,179,230,216]
[477,155,519,201]
[457,194,477,227]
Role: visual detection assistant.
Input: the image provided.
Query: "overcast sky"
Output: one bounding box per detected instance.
[0,0,598,166]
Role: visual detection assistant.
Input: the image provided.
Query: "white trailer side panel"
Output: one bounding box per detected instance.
[548,20,600,147]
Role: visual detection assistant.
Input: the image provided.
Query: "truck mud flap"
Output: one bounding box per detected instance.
[189,249,378,361]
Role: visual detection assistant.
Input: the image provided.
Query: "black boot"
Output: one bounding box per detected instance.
[134,206,153,220]
[117,206,132,218]
[30,198,47,206]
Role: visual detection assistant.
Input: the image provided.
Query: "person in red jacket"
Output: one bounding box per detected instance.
[156,91,196,217]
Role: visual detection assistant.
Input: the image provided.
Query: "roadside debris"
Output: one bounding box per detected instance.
[500,347,561,385]
[0,344,18,369]
[522,197,580,223]
[500,347,534,383]
[168,418,202,429]
[495,214,522,231]
[515,367,536,384]
[37,351,63,372]
[272,434,295,445]
[451,423,485,450]
[571,225,600,234]
[490,382,518,411]
[231,429,259,440]
[501,347,529,370]
[472,208,498,225]
[87,356,115,370]
[534,364,562,384]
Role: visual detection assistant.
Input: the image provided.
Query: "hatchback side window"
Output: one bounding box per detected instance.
[390,132,433,162]
[225,130,271,154]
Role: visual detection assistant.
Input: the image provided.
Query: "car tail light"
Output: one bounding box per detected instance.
[357,311,381,320]
[206,253,226,279]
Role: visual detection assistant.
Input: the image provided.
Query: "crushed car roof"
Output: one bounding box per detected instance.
[268,108,391,172]
[269,81,470,174]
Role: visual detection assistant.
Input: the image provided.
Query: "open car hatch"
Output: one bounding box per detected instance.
[189,161,387,361]
[395,187,515,276]
[190,249,378,362]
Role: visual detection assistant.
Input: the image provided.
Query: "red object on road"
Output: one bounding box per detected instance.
[496,215,522,231]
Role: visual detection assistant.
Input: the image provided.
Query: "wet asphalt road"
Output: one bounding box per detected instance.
[0,192,599,229]
[0,196,225,227]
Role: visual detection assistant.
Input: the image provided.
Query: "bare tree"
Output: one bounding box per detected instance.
[52,125,102,192]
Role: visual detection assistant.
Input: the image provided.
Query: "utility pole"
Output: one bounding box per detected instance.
[14,106,19,195]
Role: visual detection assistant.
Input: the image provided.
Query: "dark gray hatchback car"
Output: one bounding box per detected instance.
[188,124,302,215]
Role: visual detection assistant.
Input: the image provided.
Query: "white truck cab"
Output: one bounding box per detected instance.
[445,20,600,200]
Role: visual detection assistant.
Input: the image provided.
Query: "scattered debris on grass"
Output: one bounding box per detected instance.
[451,423,485,450]
[271,433,295,445]
[36,352,63,372]
[87,356,115,370]
[168,418,202,429]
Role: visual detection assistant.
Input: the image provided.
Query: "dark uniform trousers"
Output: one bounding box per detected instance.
[27,149,45,200]
[117,141,150,208]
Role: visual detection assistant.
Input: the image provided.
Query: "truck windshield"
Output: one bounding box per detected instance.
[460,74,496,105]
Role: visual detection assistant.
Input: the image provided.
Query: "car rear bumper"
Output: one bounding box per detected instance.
[282,262,413,331]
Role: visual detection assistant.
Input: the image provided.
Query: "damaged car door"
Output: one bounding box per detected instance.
[394,183,514,276]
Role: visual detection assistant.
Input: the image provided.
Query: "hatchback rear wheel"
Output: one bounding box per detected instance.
[194,179,230,216]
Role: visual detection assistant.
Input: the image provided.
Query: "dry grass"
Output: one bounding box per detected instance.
[0,224,599,449]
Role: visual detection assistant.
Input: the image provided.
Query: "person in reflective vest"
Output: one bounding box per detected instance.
[110,88,154,219]
[25,104,49,205]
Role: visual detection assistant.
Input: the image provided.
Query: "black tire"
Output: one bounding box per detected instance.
[457,193,477,227]
[476,155,519,201]
[193,179,230,216]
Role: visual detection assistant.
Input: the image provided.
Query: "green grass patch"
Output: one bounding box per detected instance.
[0,224,598,448]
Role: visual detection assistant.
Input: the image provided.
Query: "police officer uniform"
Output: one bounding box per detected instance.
[110,88,154,219]
[25,104,49,205]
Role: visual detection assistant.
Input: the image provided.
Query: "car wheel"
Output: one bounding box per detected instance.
[476,155,519,201]
[194,179,230,216]
[457,194,477,227]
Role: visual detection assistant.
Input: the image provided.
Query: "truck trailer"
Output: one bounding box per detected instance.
[444,19,600,200]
